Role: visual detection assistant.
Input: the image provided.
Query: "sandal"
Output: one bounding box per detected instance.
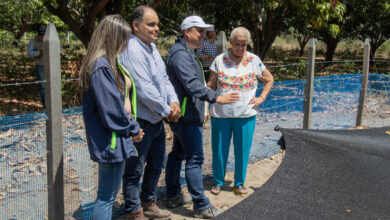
[211,185,221,195]
[232,185,248,195]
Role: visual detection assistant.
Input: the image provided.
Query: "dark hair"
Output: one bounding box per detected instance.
[37,24,46,35]
[129,5,155,29]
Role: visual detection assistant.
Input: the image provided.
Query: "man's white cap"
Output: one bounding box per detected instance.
[180,15,214,31]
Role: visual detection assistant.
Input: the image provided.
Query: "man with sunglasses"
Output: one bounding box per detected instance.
[165,15,240,219]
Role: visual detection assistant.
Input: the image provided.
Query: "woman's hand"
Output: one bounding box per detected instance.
[132,128,144,142]
[250,96,266,108]
[205,108,210,122]
[216,92,240,104]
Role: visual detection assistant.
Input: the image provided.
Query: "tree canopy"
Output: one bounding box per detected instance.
[0,0,44,43]
[0,0,388,59]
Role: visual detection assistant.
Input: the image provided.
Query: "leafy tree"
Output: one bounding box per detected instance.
[344,0,390,58]
[0,0,43,44]
[287,1,346,61]
[314,1,346,61]
[288,13,317,56]
[153,0,192,36]
[191,0,345,60]
[43,0,165,48]
[191,0,299,59]
[43,0,124,47]
[0,0,67,45]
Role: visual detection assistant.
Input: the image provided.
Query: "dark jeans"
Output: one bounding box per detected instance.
[36,65,45,106]
[122,119,166,213]
[165,124,210,210]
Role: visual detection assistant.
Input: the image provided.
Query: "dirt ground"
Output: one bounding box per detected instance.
[115,122,284,220]
[158,152,284,220]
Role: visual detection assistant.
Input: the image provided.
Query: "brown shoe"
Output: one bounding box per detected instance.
[142,200,171,219]
[232,185,248,195]
[128,208,147,220]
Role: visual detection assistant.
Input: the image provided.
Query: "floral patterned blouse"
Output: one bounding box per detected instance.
[210,51,266,118]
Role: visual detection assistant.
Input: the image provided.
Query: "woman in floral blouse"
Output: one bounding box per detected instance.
[208,27,274,195]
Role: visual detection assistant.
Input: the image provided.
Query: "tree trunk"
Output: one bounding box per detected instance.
[252,26,261,56]
[44,0,126,48]
[324,36,339,61]
[370,38,386,59]
[297,35,310,56]
[258,16,285,60]
[255,6,289,60]
[248,0,261,56]
[44,0,163,48]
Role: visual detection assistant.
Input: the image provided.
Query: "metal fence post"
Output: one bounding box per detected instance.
[356,38,371,127]
[44,23,64,220]
[303,38,316,129]
[217,31,228,55]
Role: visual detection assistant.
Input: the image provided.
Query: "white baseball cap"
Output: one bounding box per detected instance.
[180,15,214,31]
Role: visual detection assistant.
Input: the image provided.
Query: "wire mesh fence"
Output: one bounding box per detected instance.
[0,71,389,219]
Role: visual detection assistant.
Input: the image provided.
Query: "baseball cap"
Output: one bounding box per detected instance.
[37,24,46,35]
[180,16,214,31]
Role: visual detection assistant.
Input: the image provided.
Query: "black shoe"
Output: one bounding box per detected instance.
[193,204,224,219]
[165,193,192,209]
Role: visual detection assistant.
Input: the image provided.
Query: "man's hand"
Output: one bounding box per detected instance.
[204,55,214,62]
[39,49,44,56]
[216,92,240,104]
[167,102,181,122]
[132,128,144,142]
[249,96,266,108]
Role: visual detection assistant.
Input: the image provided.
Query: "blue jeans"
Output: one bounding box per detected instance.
[122,119,166,213]
[36,65,45,106]
[93,161,125,220]
[211,116,256,187]
[165,124,210,210]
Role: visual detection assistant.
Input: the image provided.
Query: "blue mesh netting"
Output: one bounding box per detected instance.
[0,73,389,219]
[0,113,47,219]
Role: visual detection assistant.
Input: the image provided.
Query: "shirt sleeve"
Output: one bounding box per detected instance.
[170,50,218,103]
[120,49,171,117]
[157,56,179,105]
[90,66,140,137]
[255,56,267,77]
[27,39,40,58]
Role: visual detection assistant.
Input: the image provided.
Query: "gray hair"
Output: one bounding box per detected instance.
[229,27,251,43]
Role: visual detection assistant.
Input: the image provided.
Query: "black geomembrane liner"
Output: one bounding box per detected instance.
[216,126,390,220]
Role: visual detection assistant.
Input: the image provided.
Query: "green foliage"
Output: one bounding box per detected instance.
[0,0,67,41]
[61,75,82,108]
[0,0,67,48]
[274,59,307,80]
[343,0,390,57]
[61,41,85,62]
